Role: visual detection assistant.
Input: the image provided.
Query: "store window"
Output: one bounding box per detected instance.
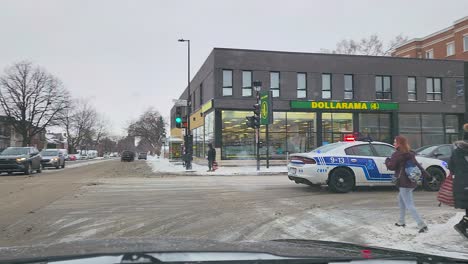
[287,112,316,153]
[399,114,444,148]
[222,70,233,96]
[221,110,255,160]
[445,114,459,143]
[359,113,391,143]
[322,113,353,144]
[204,111,215,146]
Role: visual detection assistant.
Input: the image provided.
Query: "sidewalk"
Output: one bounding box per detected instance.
[146,157,287,176]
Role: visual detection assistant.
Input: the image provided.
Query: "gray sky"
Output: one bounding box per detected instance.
[0,0,467,136]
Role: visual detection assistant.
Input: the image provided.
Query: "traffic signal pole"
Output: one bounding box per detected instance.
[255,91,260,171]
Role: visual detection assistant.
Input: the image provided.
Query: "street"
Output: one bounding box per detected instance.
[0,159,466,258]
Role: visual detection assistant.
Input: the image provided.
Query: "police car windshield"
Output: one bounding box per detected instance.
[310,142,347,153]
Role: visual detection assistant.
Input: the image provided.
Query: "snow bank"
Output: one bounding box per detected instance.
[147,157,286,176]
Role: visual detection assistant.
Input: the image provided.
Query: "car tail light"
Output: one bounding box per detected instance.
[290,156,316,164]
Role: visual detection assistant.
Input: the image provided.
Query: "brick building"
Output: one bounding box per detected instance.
[392,16,468,60]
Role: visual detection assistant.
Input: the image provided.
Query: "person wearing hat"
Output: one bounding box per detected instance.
[449,123,468,239]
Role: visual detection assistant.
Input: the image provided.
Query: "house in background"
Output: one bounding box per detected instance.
[392,16,468,60]
[0,115,47,151]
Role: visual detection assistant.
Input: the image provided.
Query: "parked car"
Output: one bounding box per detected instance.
[68,154,77,161]
[40,149,66,169]
[59,149,69,160]
[138,152,148,160]
[80,154,88,160]
[121,150,135,162]
[288,141,449,193]
[415,144,454,163]
[0,147,42,175]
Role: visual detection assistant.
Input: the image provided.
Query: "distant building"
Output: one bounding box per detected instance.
[0,115,46,150]
[392,16,468,60]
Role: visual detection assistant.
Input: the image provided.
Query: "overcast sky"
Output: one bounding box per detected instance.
[0,0,467,136]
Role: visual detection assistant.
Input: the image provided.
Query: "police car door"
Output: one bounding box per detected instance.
[344,143,382,182]
[371,143,396,182]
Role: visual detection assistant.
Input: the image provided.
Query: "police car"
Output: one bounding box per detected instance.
[287,140,449,193]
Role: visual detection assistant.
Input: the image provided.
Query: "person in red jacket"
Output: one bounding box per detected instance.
[385,135,429,233]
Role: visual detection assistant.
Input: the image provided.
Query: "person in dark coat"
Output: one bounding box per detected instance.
[207,143,216,172]
[385,135,429,233]
[449,123,468,239]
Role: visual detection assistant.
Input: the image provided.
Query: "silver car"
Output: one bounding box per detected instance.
[40,149,66,169]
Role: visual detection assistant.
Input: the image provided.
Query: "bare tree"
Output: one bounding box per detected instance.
[128,108,166,154]
[324,34,408,56]
[60,100,97,153]
[0,62,70,146]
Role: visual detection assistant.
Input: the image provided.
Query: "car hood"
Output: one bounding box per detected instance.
[41,155,59,159]
[0,238,464,263]
[0,154,28,159]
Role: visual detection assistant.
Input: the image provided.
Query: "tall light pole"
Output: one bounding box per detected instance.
[178,38,192,170]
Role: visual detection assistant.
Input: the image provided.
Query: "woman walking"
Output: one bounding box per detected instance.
[385,135,428,233]
[449,124,468,239]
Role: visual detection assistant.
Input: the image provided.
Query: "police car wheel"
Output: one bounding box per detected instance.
[328,168,355,193]
[423,167,445,192]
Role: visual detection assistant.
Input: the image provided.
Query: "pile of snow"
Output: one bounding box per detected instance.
[147,156,286,176]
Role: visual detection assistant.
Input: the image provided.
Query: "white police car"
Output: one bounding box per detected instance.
[287,141,449,193]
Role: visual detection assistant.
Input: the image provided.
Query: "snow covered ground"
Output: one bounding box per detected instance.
[147,156,287,175]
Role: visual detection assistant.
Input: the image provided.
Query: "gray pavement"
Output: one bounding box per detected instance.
[0,159,466,258]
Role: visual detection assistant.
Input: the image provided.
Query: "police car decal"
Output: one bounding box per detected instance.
[316,156,393,181]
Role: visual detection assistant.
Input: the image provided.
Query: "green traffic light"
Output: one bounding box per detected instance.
[175,117,182,123]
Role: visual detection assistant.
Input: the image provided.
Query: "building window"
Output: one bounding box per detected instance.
[297,73,306,98]
[446,42,455,56]
[426,77,442,101]
[222,70,232,96]
[344,74,353,99]
[270,72,280,97]
[375,76,391,100]
[322,73,331,99]
[408,77,417,101]
[464,35,468,52]
[199,83,203,105]
[242,71,252,97]
[425,49,433,59]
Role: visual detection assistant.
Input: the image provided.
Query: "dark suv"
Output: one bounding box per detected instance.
[0,147,42,175]
[121,150,135,162]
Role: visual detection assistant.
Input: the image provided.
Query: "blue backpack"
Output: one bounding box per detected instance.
[405,159,422,182]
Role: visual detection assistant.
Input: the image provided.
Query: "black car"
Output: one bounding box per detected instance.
[415,144,454,163]
[138,152,148,160]
[121,150,135,162]
[0,147,42,175]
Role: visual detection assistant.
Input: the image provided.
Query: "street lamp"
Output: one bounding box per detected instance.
[178,38,192,170]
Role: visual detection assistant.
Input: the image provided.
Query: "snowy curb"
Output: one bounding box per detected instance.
[147,157,287,176]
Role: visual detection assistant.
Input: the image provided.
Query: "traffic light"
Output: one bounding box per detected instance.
[253,103,260,128]
[246,116,255,128]
[175,107,183,128]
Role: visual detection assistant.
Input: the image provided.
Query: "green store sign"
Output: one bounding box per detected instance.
[290,101,399,111]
